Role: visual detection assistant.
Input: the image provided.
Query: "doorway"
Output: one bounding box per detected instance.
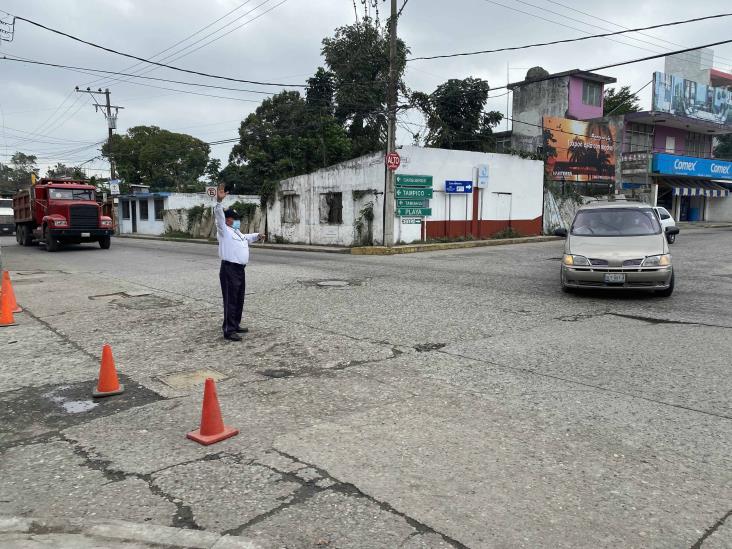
[131,201,137,233]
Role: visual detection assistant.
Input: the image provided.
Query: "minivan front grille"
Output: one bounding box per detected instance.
[69,205,99,229]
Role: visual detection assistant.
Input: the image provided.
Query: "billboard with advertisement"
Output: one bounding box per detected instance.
[652,71,732,126]
[543,116,617,183]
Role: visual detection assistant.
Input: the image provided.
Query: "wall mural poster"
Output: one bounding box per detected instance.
[652,71,732,126]
[543,116,617,182]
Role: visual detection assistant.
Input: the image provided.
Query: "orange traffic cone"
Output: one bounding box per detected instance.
[1,271,21,314]
[0,280,17,327]
[93,344,125,397]
[187,378,239,446]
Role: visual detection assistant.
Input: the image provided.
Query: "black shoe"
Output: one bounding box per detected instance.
[224,333,242,341]
[235,327,249,334]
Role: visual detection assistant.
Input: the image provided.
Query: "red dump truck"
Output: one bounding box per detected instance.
[13,178,114,251]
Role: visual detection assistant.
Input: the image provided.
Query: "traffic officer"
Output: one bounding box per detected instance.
[214,183,265,341]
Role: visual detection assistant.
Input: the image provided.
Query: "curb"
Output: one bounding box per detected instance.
[351,236,562,255]
[0,516,260,548]
[116,235,351,254]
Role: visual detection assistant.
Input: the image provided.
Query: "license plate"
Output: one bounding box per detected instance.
[604,273,626,284]
[81,232,90,237]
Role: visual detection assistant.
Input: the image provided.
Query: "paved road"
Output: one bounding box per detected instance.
[1,230,730,548]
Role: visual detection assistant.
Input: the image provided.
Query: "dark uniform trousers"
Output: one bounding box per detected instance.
[220,260,246,336]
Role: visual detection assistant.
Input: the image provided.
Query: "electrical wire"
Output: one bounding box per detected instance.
[9,13,307,87]
[408,11,732,61]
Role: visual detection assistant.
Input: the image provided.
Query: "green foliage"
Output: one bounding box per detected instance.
[186,204,206,233]
[46,163,86,179]
[714,134,732,160]
[491,227,523,239]
[229,91,351,195]
[352,189,377,201]
[102,126,210,192]
[322,17,409,157]
[0,152,38,193]
[354,201,375,246]
[413,78,503,151]
[219,163,260,195]
[273,234,289,244]
[205,158,222,183]
[603,86,642,116]
[230,201,257,220]
[164,229,193,239]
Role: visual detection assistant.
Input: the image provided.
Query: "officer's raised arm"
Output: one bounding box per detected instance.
[214,183,227,234]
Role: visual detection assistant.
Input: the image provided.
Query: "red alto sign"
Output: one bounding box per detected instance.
[386,151,401,171]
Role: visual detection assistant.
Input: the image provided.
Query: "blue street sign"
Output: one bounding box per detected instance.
[445,180,473,193]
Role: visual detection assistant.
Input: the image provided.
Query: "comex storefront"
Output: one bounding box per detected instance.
[652,153,732,222]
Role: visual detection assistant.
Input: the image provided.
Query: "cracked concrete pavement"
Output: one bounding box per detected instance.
[1,228,731,548]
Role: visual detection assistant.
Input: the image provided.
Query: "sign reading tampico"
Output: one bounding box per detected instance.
[395,187,433,199]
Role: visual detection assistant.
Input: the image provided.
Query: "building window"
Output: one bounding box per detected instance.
[582,81,602,106]
[139,200,149,221]
[122,200,130,220]
[281,194,299,224]
[624,123,653,153]
[319,192,343,224]
[684,132,712,158]
[154,198,165,220]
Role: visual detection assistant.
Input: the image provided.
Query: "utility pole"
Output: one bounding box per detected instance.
[75,87,123,179]
[383,0,398,247]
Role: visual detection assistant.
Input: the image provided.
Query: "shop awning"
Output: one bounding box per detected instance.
[657,178,730,198]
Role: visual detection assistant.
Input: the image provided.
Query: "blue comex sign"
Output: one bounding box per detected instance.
[653,153,732,180]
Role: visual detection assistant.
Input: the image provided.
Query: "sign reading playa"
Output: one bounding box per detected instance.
[543,116,617,183]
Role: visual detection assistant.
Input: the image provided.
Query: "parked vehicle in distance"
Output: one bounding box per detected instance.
[653,206,677,243]
[13,178,114,252]
[0,197,14,235]
[554,201,680,296]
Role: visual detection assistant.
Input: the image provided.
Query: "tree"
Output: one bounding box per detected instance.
[715,134,732,160]
[321,17,409,157]
[205,158,222,183]
[102,126,210,192]
[412,77,503,151]
[0,152,38,193]
[603,86,641,116]
[46,163,86,179]
[229,90,351,192]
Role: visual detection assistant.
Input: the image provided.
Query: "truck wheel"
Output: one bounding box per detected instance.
[22,225,34,246]
[16,226,23,245]
[99,236,111,249]
[45,228,59,252]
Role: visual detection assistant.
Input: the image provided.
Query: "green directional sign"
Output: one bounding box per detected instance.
[397,198,428,208]
[396,174,433,187]
[396,187,433,199]
[397,207,432,217]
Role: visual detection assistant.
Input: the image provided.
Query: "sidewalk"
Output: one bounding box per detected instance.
[0,516,259,548]
[676,221,732,229]
[117,233,560,255]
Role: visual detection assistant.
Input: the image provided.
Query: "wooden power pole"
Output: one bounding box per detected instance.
[75,87,123,180]
[383,0,398,247]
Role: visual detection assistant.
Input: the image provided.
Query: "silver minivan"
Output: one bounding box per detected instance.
[554,201,680,296]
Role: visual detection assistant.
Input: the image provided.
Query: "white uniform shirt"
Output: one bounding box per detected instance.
[214,202,260,265]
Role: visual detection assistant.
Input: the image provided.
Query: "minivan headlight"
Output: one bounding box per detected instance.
[641,254,671,267]
[563,254,590,266]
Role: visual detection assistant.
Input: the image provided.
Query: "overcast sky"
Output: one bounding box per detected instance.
[1,0,731,178]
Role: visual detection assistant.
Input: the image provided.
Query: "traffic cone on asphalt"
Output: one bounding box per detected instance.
[187,378,239,446]
[1,271,21,314]
[0,281,17,327]
[93,344,125,397]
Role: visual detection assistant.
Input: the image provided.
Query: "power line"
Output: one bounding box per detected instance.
[84,0,258,88]
[9,13,308,88]
[1,55,277,95]
[547,0,732,66]
[408,11,732,61]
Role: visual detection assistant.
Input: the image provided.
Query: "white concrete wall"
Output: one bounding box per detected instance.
[267,146,544,246]
[707,196,732,222]
[118,193,260,236]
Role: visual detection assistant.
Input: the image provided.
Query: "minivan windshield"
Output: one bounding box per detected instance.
[48,188,95,201]
[571,208,661,237]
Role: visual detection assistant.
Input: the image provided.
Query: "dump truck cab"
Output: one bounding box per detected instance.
[14,178,113,251]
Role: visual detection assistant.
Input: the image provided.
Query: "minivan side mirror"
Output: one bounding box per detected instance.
[665,226,680,235]
[554,227,568,238]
